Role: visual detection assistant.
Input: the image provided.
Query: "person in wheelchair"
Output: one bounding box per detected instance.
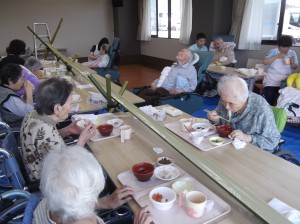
[82,44,110,69]
[0,64,35,126]
[211,37,235,67]
[33,146,153,224]
[138,48,197,106]
[206,76,280,153]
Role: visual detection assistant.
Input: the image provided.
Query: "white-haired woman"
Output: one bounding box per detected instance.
[33,146,153,224]
[206,76,280,152]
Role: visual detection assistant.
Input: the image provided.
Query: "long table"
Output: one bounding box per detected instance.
[207,65,264,91]
[87,106,300,223]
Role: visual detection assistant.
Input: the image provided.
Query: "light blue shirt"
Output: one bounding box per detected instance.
[3,96,34,117]
[189,44,208,52]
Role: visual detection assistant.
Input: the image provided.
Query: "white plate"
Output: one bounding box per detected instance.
[154,165,180,181]
[106,118,124,128]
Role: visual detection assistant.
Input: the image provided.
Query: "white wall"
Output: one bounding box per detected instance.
[0,0,114,57]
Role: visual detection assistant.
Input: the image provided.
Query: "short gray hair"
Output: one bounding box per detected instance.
[24,56,42,72]
[184,48,194,64]
[40,145,105,222]
[217,76,249,102]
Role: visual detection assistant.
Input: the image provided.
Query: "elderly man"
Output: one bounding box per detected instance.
[211,37,235,66]
[207,76,280,152]
[138,48,197,105]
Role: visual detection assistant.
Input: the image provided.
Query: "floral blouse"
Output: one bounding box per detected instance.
[20,111,66,181]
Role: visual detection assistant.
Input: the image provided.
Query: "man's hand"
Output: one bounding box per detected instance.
[134,206,154,224]
[206,110,220,124]
[229,129,252,143]
[98,185,134,209]
[77,123,97,146]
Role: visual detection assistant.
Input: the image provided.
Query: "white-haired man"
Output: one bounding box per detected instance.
[207,76,280,152]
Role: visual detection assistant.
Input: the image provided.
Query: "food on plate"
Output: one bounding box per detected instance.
[191,123,211,132]
[152,193,168,203]
[149,187,176,210]
[157,157,173,166]
[106,118,124,128]
[154,165,180,181]
[209,136,224,146]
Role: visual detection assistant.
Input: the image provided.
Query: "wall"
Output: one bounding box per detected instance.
[0,0,114,57]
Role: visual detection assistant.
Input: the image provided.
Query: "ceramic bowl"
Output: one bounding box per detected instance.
[149,186,176,210]
[97,124,113,136]
[106,118,124,128]
[154,165,180,181]
[216,125,233,138]
[157,157,174,166]
[172,180,193,195]
[192,123,211,132]
[209,136,224,146]
[132,162,154,182]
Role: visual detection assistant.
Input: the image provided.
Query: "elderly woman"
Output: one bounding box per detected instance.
[33,146,153,224]
[24,56,44,79]
[0,64,34,126]
[83,44,110,69]
[0,39,26,69]
[88,37,109,61]
[211,37,235,66]
[207,76,280,152]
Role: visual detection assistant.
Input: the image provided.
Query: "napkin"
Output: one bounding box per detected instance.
[232,138,246,150]
[268,198,300,224]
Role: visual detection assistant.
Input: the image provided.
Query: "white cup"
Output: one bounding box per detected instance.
[190,132,204,145]
[180,118,192,132]
[120,125,132,143]
[186,191,214,218]
[284,56,291,65]
[257,67,264,75]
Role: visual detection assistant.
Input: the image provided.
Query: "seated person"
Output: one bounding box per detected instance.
[211,37,235,66]
[17,65,40,97]
[0,64,34,126]
[263,35,298,106]
[138,49,197,105]
[88,37,109,61]
[24,56,44,79]
[33,146,153,224]
[206,76,280,152]
[0,39,26,69]
[20,77,96,181]
[188,32,208,52]
[83,44,110,68]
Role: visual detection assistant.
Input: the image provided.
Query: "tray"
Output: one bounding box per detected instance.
[118,171,231,223]
[164,120,232,151]
[89,113,123,142]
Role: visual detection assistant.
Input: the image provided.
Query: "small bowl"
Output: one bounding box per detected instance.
[216,125,233,137]
[132,162,154,182]
[157,157,174,166]
[209,136,224,146]
[154,165,180,181]
[149,186,176,210]
[192,123,211,132]
[172,180,193,195]
[106,118,124,128]
[97,124,113,136]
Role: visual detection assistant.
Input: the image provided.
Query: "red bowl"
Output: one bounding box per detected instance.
[132,162,154,182]
[97,124,113,136]
[216,125,233,138]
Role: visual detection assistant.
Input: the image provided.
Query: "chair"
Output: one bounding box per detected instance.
[94,37,121,81]
[194,51,214,83]
[159,93,204,115]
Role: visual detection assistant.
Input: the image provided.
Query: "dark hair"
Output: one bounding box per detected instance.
[35,77,73,115]
[6,39,26,55]
[0,63,22,85]
[97,37,109,50]
[196,33,206,40]
[278,35,293,47]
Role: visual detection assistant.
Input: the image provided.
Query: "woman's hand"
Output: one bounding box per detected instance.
[206,110,220,124]
[134,206,154,224]
[229,130,252,143]
[77,123,97,146]
[23,80,34,104]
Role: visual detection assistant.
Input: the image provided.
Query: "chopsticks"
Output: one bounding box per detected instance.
[204,109,231,122]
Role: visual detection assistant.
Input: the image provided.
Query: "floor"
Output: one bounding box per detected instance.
[118,64,300,162]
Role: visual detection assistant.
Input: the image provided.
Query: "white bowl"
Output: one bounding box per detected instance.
[106,118,124,128]
[154,165,180,181]
[149,187,176,210]
[192,123,211,132]
[190,132,204,145]
[172,180,193,195]
[209,136,224,146]
[76,119,91,130]
[157,156,174,166]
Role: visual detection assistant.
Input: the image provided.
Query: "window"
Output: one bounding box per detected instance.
[150,0,181,39]
[262,0,300,44]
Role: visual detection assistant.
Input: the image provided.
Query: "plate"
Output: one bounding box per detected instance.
[71,94,82,103]
[106,118,124,128]
[154,165,180,181]
[209,136,224,146]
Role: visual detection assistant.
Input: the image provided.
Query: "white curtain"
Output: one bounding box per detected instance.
[179,0,192,44]
[137,0,151,41]
[237,0,264,50]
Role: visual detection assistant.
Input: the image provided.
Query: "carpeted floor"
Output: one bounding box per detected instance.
[192,96,300,161]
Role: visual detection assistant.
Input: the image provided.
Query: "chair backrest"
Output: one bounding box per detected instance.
[195,51,214,83]
[159,93,204,115]
[271,106,287,133]
[107,37,121,69]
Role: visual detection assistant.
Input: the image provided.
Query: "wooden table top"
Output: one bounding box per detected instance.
[87,107,299,223]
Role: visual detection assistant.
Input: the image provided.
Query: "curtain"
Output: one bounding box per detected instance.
[179,0,192,44]
[137,0,151,41]
[237,0,264,50]
[229,0,246,46]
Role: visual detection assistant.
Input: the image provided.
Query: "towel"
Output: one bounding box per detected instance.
[268,198,300,224]
[232,138,247,150]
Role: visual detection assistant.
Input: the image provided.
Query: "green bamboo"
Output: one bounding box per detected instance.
[87,75,107,98]
[105,74,113,108]
[43,18,63,59]
[118,81,128,95]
